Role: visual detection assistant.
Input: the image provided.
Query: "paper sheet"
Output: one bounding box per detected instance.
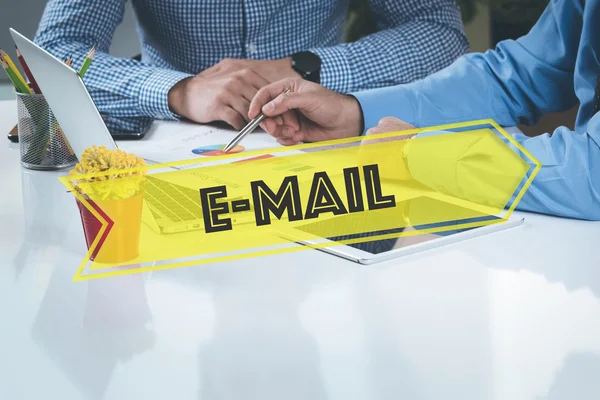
[118,120,282,165]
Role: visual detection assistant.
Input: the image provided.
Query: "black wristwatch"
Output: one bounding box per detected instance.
[291,51,321,84]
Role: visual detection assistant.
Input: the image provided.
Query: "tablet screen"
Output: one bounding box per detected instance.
[295,196,503,255]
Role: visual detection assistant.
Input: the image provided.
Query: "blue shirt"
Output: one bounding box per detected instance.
[354,0,600,221]
[33,0,467,133]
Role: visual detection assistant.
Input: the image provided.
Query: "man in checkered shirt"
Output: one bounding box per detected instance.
[34,0,468,133]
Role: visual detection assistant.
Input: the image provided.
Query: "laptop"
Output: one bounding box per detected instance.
[9,28,256,234]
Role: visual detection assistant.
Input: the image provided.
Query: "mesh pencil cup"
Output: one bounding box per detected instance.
[16,91,77,170]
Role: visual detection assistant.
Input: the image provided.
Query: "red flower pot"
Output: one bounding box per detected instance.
[76,193,144,264]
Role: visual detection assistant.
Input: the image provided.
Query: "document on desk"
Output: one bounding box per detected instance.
[119,121,281,165]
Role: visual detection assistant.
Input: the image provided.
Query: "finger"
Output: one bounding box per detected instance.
[271,125,296,139]
[214,69,267,106]
[262,91,314,118]
[217,107,246,130]
[259,112,299,132]
[277,136,301,146]
[238,82,263,105]
[366,122,400,136]
[261,118,278,134]
[365,129,394,137]
[235,70,270,102]
[261,116,283,128]
[226,95,252,124]
[281,110,300,131]
[248,78,301,119]
[370,128,416,142]
[292,131,305,143]
[365,127,382,136]
[378,117,416,132]
[379,117,401,125]
[277,130,305,146]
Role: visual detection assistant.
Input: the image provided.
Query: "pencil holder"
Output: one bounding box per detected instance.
[16,91,77,170]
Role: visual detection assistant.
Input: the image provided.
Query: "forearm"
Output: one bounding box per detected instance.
[309,0,468,93]
[33,0,192,124]
[353,39,577,130]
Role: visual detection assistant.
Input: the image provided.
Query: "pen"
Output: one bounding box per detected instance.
[223,88,290,153]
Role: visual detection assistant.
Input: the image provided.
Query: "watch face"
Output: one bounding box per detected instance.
[292,51,321,83]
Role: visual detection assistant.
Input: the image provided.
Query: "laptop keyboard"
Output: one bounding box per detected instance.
[145,176,204,223]
[145,176,252,225]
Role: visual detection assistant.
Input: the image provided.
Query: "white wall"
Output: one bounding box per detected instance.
[0,0,141,83]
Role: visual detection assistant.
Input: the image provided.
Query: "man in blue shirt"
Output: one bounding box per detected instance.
[248,0,600,220]
[33,0,467,132]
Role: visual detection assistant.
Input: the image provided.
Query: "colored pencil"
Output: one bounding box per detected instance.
[0,55,16,90]
[0,54,31,94]
[78,45,96,78]
[0,49,31,94]
[15,47,41,94]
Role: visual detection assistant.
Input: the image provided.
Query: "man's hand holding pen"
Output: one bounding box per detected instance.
[247,77,415,144]
[247,78,364,145]
[244,77,415,181]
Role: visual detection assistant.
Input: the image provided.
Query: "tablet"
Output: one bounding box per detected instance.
[284,196,524,264]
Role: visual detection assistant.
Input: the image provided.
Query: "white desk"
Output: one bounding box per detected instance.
[1,99,599,400]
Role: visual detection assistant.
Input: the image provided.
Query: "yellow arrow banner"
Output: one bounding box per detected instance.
[61,119,540,281]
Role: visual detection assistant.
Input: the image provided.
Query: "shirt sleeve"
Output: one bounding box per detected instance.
[34,0,193,132]
[308,0,469,93]
[499,119,600,220]
[353,0,600,220]
[353,0,580,129]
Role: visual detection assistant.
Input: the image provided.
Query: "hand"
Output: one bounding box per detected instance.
[248,78,364,145]
[199,58,300,84]
[168,68,270,130]
[359,117,417,182]
[366,117,416,136]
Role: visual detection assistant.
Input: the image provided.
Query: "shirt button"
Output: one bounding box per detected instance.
[246,43,257,54]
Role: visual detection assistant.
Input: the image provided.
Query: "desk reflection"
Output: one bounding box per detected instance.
[20,168,73,243]
[14,168,81,278]
[539,353,600,400]
[195,260,329,400]
[32,257,155,400]
[466,216,600,299]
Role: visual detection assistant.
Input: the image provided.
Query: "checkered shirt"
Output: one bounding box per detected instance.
[34,0,468,132]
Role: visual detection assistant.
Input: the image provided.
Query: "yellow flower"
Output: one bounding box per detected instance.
[70,145,147,201]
